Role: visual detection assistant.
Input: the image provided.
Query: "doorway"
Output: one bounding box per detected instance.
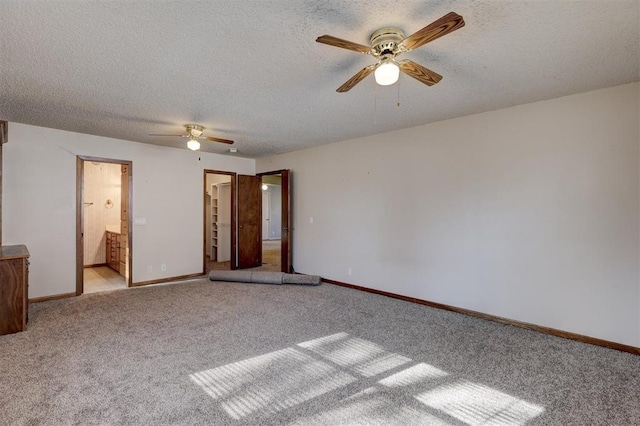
[260,176,282,272]
[202,170,291,273]
[203,170,236,274]
[256,170,292,273]
[76,156,132,295]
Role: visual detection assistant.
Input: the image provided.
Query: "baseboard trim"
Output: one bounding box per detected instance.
[83,263,107,268]
[29,292,76,303]
[29,273,207,301]
[132,273,206,287]
[322,278,640,356]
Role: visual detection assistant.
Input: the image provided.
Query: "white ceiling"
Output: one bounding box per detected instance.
[1,1,638,158]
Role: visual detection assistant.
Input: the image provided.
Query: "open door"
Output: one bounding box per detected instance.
[280,170,292,273]
[237,174,262,269]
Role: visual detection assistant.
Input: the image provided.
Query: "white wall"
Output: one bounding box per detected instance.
[258,83,640,347]
[3,124,254,297]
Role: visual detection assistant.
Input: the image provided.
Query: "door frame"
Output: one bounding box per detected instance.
[257,169,292,273]
[76,156,133,295]
[203,170,237,273]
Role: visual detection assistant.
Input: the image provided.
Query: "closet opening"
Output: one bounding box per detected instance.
[76,157,132,295]
[203,170,236,274]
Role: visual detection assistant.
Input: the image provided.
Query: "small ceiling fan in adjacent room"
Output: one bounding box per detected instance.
[316,12,465,92]
[150,124,234,151]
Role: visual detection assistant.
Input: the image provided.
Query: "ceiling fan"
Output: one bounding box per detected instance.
[316,12,465,92]
[150,124,234,151]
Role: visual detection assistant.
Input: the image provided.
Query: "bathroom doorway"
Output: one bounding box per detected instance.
[76,156,132,294]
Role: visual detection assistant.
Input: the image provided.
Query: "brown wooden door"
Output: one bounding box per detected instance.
[280,170,292,273]
[237,175,262,268]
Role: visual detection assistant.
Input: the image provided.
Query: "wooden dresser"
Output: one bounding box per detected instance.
[0,245,29,335]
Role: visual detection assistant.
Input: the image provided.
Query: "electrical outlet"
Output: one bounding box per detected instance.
[147,265,152,273]
[347,267,352,276]
[309,217,314,224]
[161,264,166,272]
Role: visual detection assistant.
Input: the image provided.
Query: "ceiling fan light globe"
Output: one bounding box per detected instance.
[374,62,400,86]
[187,139,201,151]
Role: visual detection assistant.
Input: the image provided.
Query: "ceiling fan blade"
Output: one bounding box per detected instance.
[316,35,371,54]
[336,64,377,92]
[399,12,465,51]
[149,134,186,137]
[203,136,234,145]
[398,60,442,86]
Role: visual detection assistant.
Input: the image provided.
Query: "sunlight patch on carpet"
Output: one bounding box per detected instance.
[297,332,411,377]
[190,333,545,423]
[288,387,451,426]
[378,362,449,388]
[189,347,355,420]
[415,380,545,425]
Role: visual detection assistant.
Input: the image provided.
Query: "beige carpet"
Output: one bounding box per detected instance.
[1,279,639,424]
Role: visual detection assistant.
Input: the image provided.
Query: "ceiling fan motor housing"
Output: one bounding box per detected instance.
[186,124,204,137]
[370,27,405,57]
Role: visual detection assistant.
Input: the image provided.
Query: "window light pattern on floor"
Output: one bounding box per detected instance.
[289,386,451,426]
[297,332,412,377]
[415,381,545,426]
[378,362,449,388]
[189,347,355,420]
[190,332,545,424]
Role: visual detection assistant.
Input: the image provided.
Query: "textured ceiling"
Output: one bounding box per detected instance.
[1,1,638,158]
